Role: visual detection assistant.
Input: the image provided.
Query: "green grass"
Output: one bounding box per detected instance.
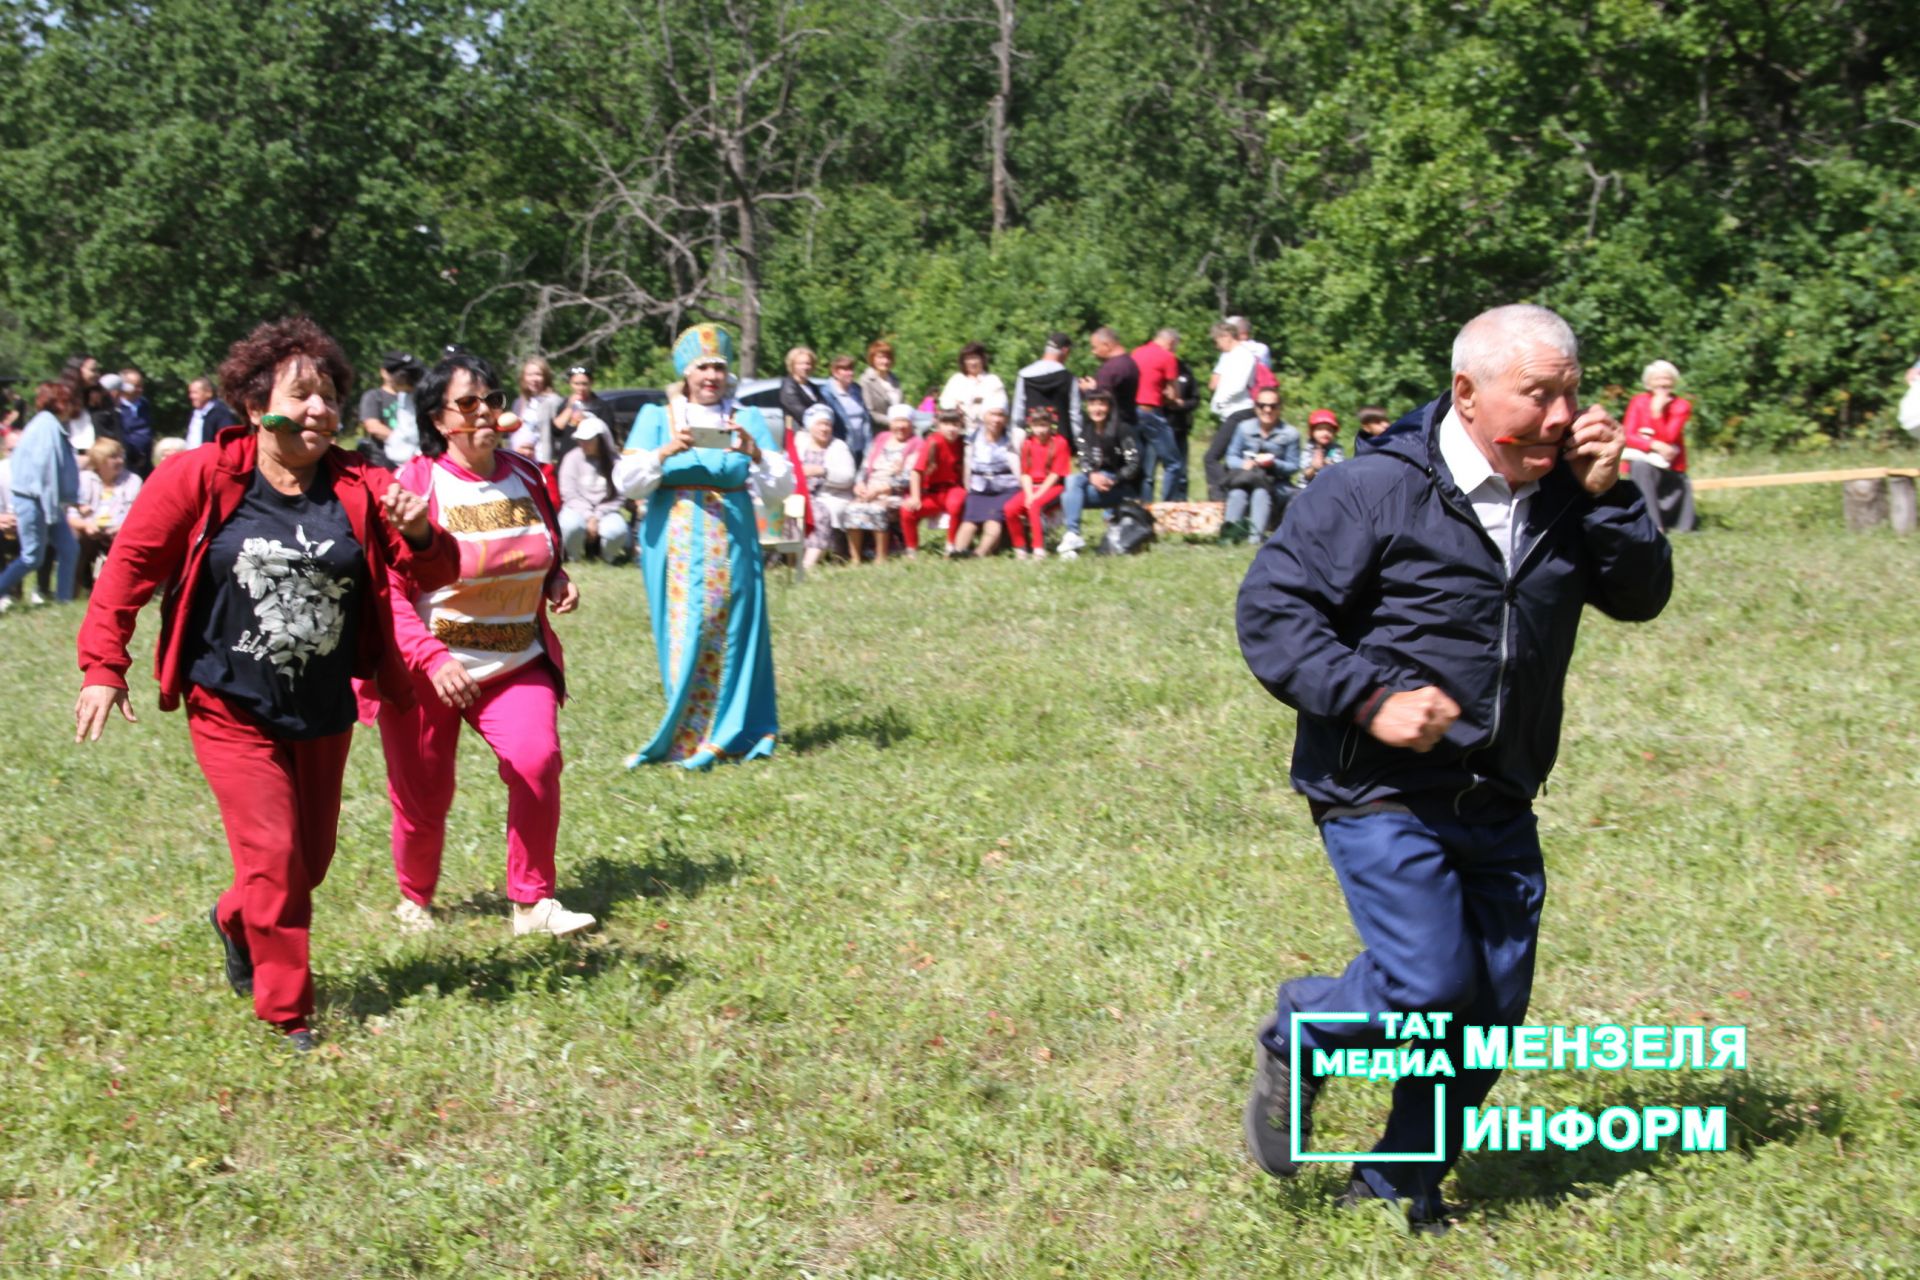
[3,471,1918,1278]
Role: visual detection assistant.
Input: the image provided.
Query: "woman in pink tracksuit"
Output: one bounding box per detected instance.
[369,351,596,939]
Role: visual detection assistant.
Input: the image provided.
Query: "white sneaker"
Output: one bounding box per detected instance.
[1013,548,1030,561]
[1057,531,1085,555]
[27,591,45,607]
[512,898,597,938]
[0,596,11,616]
[1032,547,1049,560]
[393,898,436,934]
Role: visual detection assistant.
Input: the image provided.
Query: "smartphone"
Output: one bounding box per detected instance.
[689,424,735,450]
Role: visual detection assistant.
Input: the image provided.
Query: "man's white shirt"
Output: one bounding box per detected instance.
[1438,406,1536,574]
[1211,346,1257,417]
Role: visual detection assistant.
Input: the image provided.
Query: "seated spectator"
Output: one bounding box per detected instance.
[1004,405,1072,560]
[69,437,143,592]
[954,405,1023,557]
[903,407,968,557]
[557,415,631,563]
[793,403,856,571]
[1621,359,1697,533]
[938,342,1007,433]
[1356,405,1392,440]
[1902,360,1920,436]
[150,437,188,468]
[1300,409,1344,482]
[1223,390,1301,539]
[1056,390,1142,560]
[845,402,920,563]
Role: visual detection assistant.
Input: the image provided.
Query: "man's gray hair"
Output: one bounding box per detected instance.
[188,377,214,393]
[1209,320,1239,342]
[1450,304,1579,385]
[1226,314,1252,337]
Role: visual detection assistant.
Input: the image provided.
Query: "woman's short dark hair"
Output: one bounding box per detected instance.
[1083,388,1115,408]
[415,351,499,459]
[217,317,354,416]
[34,380,74,419]
[957,342,990,372]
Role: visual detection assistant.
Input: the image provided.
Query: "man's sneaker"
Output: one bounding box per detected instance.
[0,596,11,616]
[284,1027,317,1053]
[1336,1177,1456,1236]
[393,898,436,934]
[1244,1015,1322,1178]
[27,590,45,606]
[512,898,597,938]
[1056,531,1085,559]
[210,904,253,998]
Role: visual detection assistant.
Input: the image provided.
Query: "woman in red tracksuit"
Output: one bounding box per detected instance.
[74,317,458,1052]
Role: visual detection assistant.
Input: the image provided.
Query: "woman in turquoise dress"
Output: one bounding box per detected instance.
[614,324,794,769]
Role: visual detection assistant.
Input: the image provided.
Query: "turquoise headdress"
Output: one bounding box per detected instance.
[672,323,736,376]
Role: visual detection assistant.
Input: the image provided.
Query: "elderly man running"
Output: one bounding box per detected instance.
[1236,304,1673,1231]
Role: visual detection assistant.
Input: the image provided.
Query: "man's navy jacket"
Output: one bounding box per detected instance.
[1236,393,1673,818]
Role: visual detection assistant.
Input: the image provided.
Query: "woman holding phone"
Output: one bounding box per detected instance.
[613,324,793,768]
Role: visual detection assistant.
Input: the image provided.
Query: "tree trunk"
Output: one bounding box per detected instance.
[733,193,761,378]
[989,0,1014,235]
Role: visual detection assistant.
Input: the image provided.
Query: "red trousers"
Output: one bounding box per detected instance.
[901,484,965,551]
[188,685,353,1028]
[1003,487,1062,549]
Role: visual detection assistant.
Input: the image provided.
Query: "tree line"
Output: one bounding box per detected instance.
[2,0,1915,448]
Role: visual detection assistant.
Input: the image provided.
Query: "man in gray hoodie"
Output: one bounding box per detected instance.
[1009,332,1083,457]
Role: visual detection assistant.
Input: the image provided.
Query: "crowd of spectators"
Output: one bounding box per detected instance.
[1,320,1723,607]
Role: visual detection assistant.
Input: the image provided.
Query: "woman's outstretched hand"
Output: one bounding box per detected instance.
[75,685,137,743]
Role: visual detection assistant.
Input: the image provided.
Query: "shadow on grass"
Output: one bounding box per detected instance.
[443,845,743,923]
[1454,1073,1846,1213]
[323,942,686,1021]
[786,705,913,754]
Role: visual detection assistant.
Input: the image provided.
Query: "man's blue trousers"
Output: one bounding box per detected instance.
[1259,807,1546,1212]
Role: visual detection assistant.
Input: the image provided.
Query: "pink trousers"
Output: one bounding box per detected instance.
[377,660,563,907]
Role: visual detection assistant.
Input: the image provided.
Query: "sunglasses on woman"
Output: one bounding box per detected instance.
[448,390,508,416]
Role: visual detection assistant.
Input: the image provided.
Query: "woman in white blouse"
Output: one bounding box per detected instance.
[938,342,1008,433]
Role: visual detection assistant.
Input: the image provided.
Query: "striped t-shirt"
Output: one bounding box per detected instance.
[417,457,554,682]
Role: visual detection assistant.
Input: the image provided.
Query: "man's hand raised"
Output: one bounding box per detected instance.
[1365,686,1460,752]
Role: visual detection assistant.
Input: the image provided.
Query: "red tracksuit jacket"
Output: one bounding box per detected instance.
[76,426,460,713]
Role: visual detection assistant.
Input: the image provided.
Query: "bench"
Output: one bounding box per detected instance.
[1693,466,1918,534]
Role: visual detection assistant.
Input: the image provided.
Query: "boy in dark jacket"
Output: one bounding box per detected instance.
[1235,305,1671,1232]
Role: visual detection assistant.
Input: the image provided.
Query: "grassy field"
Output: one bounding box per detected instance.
[2,456,1918,1278]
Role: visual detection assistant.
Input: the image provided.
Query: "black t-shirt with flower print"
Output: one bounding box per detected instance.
[186,469,367,738]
